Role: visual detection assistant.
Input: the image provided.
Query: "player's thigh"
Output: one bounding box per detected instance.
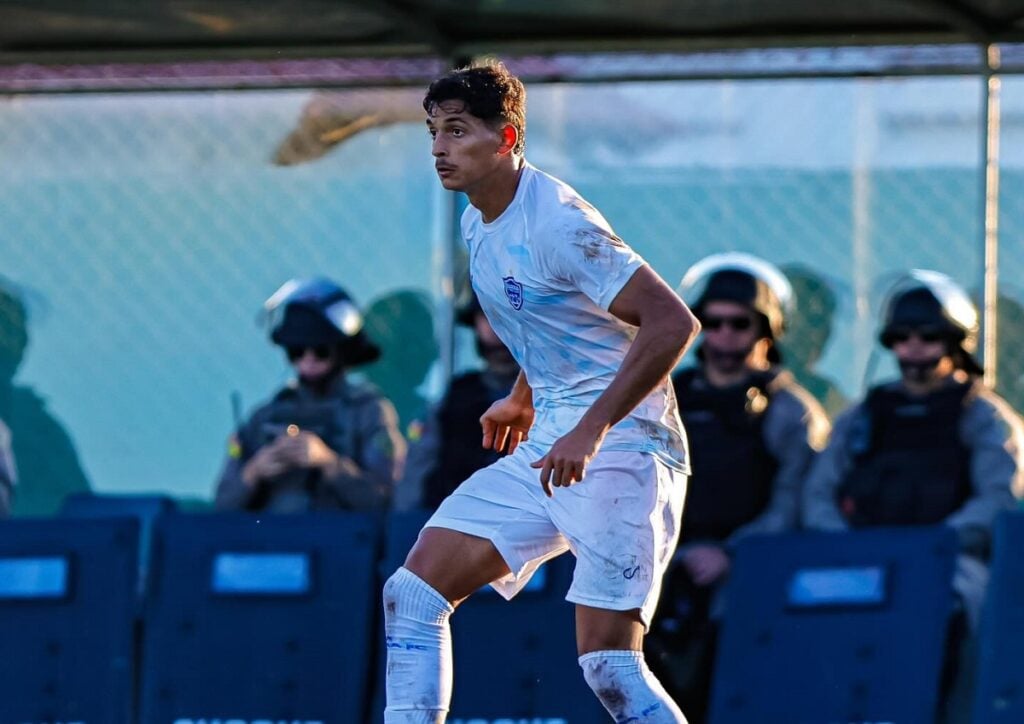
[575,603,645,656]
[404,526,511,606]
[551,452,686,630]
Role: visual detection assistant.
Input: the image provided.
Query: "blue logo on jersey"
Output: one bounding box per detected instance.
[503,276,524,310]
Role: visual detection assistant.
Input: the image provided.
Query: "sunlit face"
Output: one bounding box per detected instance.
[700,300,761,375]
[701,301,759,350]
[889,326,951,385]
[426,100,508,192]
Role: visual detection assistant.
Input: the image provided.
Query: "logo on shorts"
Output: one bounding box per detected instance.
[503,276,524,310]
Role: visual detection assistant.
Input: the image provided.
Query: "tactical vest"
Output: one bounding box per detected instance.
[246,384,369,512]
[423,372,508,509]
[837,379,975,527]
[673,368,780,543]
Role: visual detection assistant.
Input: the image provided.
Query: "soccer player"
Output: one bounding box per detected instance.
[383,61,699,723]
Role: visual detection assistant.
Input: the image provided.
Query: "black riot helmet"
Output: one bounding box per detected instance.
[262,278,380,367]
[678,252,793,342]
[878,270,982,375]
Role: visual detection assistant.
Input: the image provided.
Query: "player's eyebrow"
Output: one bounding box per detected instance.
[426,116,469,129]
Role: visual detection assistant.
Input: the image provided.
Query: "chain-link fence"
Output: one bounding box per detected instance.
[0,56,1021,509]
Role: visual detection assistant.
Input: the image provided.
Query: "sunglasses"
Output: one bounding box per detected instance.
[286,345,333,362]
[702,314,754,332]
[886,327,945,344]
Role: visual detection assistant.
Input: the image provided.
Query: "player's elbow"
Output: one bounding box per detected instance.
[659,300,700,354]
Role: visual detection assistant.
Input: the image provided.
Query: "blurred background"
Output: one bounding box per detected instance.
[5,4,1024,724]
[5,39,1024,508]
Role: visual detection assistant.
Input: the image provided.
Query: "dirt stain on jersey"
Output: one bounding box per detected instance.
[574,227,626,263]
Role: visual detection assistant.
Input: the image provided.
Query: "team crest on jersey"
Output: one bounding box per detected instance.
[503,276,524,310]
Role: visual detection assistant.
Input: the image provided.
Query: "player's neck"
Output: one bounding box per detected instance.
[468,157,525,223]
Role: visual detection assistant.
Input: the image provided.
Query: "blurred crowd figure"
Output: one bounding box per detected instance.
[0,280,90,517]
[0,417,13,516]
[214,278,406,513]
[994,292,1024,413]
[802,271,1024,627]
[780,264,849,419]
[395,290,520,511]
[799,271,1024,721]
[646,254,830,722]
[361,289,439,434]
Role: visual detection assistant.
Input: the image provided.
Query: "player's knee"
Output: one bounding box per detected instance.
[383,566,454,624]
[580,650,687,722]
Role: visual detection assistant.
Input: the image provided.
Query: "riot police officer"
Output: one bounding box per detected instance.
[648,253,830,722]
[803,269,1024,626]
[214,278,406,513]
[395,291,520,511]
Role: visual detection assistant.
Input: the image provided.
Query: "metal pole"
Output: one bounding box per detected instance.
[980,44,1001,388]
[430,168,457,385]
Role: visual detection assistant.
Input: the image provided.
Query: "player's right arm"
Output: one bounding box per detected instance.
[480,370,534,455]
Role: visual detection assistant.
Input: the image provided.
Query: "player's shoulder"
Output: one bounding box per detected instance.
[524,164,617,242]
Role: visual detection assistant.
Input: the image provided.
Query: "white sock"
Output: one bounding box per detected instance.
[579,649,688,723]
[382,566,455,724]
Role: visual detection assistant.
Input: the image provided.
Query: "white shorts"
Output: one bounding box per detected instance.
[424,446,688,629]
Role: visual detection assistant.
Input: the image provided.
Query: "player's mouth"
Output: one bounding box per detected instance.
[435,163,456,178]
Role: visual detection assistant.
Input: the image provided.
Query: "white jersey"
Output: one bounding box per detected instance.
[462,162,690,473]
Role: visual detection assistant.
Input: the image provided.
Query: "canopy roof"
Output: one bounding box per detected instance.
[3,1,1024,60]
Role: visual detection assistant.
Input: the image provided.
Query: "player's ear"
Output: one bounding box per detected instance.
[498,124,518,155]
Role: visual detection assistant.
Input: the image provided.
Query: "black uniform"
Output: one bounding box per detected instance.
[395,368,517,511]
[214,377,405,513]
[649,366,828,722]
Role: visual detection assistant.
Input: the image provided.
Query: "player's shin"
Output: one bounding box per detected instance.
[580,649,688,723]
[383,567,455,723]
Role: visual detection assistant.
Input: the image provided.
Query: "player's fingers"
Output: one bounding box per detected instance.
[481,418,495,449]
[494,425,510,452]
[553,459,569,488]
[507,429,522,454]
[534,457,554,496]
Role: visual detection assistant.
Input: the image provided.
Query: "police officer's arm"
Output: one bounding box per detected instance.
[801,406,860,531]
[318,396,406,511]
[213,415,263,510]
[730,389,830,545]
[393,403,443,512]
[946,393,1024,551]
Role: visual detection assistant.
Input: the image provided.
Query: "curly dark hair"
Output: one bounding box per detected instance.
[423,61,526,154]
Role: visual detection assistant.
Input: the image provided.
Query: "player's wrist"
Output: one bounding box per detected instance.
[508,387,534,409]
[575,412,610,439]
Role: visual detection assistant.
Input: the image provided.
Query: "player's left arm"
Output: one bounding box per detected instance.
[532,265,699,494]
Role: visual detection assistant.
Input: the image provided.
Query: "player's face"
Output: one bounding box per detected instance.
[426,100,506,192]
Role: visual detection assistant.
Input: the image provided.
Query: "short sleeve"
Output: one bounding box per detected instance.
[546,221,645,310]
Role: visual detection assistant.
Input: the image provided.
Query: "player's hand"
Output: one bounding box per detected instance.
[681,544,730,586]
[530,423,605,497]
[480,396,535,454]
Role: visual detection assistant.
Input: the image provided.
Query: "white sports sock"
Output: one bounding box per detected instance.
[580,649,688,723]
[382,566,455,724]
